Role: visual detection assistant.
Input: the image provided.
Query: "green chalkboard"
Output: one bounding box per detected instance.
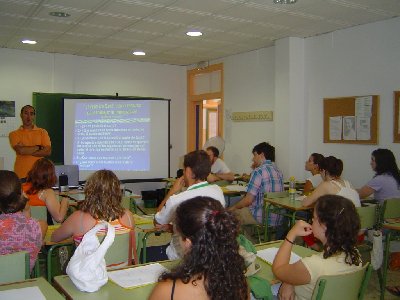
[32,92,164,164]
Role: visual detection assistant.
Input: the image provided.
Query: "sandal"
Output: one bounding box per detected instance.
[386,286,400,297]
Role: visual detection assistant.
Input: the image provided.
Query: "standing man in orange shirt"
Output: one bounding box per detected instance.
[9,105,51,180]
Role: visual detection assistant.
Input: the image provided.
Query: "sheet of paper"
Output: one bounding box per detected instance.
[108,263,168,289]
[356,117,371,140]
[271,283,281,296]
[224,185,247,192]
[257,247,301,265]
[295,195,306,201]
[0,286,46,300]
[343,116,356,140]
[329,116,342,140]
[355,96,372,118]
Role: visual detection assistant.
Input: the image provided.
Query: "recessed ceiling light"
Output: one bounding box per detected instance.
[21,39,37,45]
[273,0,297,3]
[132,51,146,56]
[186,31,202,37]
[49,11,70,17]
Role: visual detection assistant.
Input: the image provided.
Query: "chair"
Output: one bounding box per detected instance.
[311,262,372,300]
[30,206,47,220]
[263,191,291,241]
[98,229,138,270]
[356,204,379,251]
[0,251,30,283]
[378,198,400,300]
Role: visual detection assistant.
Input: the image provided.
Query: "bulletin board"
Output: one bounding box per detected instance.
[323,95,379,144]
[394,91,400,143]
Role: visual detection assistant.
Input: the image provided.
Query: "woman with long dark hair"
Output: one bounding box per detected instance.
[0,170,47,271]
[273,195,362,300]
[358,148,400,202]
[149,196,249,300]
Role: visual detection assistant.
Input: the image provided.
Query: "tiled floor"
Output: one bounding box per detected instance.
[365,269,400,300]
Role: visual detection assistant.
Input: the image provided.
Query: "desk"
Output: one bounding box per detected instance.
[264,196,312,241]
[380,221,400,300]
[0,277,64,299]
[54,241,314,299]
[221,184,246,207]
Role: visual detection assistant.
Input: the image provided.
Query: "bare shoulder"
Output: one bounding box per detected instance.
[148,280,173,300]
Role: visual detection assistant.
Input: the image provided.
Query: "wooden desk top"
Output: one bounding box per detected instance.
[383,220,400,231]
[44,225,73,246]
[0,277,64,299]
[53,241,314,300]
[264,196,311,211]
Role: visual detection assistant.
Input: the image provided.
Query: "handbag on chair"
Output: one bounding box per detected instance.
[66,222,115,292]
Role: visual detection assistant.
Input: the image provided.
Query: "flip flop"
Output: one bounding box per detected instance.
[386,286,400,297]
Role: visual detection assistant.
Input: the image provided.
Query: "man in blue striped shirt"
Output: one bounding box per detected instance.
[229,142,284,230]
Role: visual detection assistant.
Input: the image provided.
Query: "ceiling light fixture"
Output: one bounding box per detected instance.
[186,31,202,37]
[132,51,146,56]
[49,12,70,17]
[21,39,37,45]
[273,0,297,4]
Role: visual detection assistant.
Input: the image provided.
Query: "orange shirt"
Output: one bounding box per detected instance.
[22,182,46,206]
[9,125,51,178]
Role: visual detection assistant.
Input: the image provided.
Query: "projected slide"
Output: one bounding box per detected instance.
[73,101,150,170]
[64,98,170,181]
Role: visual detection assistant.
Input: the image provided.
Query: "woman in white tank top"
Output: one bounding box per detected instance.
[302,156,360,208]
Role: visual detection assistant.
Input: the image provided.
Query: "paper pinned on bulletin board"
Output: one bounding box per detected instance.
[0,100,16,137]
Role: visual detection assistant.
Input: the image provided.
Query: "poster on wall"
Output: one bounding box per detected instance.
[0,100,16,137]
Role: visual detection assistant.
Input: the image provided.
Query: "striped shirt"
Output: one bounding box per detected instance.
[246,160,284,224]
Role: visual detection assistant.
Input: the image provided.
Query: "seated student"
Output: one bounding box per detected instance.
[206,146,235,183]
[303,153,324,195]
[229,142,284,232]
[272,195,362,300]
[51,170,135,267]
[155,150,225,260]
[302,156,360,208]
[23,158,70,223]
[0,170,47,271]
[302,156,360,250]
[149,196,248,300]
[357,148,400,203]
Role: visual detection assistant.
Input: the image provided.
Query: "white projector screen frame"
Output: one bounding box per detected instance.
[63,97,170,182]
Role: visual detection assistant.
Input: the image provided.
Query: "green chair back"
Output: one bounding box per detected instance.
[357,205,378,229]
[30,206,47,220]
[0,251,30,283]
[98,230,139,269]
[382,198,400,220]
[311,262,372,300]
[265,191,289,199]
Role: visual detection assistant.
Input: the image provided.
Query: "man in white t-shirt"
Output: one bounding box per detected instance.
[154,150,225,259]
[206,146,235,183]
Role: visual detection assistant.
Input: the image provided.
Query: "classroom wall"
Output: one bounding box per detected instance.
[0,48,187,184]
[214,47,276,174]
[304,16,400,187]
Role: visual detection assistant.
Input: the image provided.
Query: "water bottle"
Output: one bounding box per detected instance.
[289,176,296,201]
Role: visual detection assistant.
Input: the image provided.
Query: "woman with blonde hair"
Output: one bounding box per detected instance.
[23,158,69,223]
[51,170,134,247]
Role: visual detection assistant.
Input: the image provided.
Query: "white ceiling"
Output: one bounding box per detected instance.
[1,0,399,66]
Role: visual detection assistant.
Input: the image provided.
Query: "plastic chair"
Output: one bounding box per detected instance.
[30,206,47,220]
[98,230,138,270]
[311,262,372,300]
[378,198,400,300]
[0,251,30,283]
[356,204,379,251]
